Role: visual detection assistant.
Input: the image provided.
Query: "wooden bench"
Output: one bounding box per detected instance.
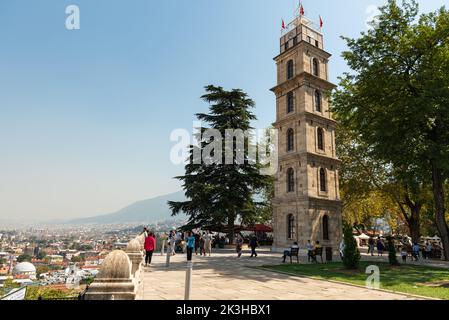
[289,247,299,263]
[312,247,323,263]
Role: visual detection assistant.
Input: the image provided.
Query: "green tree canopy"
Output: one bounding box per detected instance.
[333,0,449,259]
[16,254,32,263]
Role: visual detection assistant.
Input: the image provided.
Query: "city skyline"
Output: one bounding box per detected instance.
[1,0,447,221]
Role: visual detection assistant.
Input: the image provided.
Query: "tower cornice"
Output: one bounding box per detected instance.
[304,112,337,126]
[307,152,342,166]
[272,111,337,128]
[270,72,336,95]
[278,151,341,165]
[273,40,332,62]
[308,197,342,209]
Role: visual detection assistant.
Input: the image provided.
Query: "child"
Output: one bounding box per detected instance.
[400,247,407,263]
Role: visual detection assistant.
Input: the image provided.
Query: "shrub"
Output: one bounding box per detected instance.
[386,235,399,266]
[342,222,361,269]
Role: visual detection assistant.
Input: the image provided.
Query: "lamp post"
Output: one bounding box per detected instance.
[184,261,193,300]
[165,243,171,267]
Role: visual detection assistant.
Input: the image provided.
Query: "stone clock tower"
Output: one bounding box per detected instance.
[271,15,342,254]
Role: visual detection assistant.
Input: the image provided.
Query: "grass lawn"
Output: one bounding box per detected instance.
[261,261,449,300]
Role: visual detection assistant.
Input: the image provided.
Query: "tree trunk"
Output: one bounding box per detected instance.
[398,197,421,245]
[404,196,422,244]
[431,161,449,261]
[408,209,421,245]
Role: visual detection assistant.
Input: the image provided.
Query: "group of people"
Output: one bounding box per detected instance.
[400,242,434,262]
[367,236,386,256]
[144,227,442,266]
[167,230,213,258]
[366,235,439,262]
[234,234,259,258]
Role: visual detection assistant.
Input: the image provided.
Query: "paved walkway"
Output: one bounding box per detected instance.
[139,248,425,300]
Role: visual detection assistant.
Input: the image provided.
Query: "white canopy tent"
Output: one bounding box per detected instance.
[357,233,370,240]
[353,233,370,247]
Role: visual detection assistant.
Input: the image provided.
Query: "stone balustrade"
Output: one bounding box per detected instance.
[84,234,145,300]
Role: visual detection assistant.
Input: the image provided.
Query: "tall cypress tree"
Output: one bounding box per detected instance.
[168,85,272,243]
[386,235,399,266]
[342,222,361,269]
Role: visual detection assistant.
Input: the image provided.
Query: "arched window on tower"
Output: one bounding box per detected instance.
[287,128,294,152]
[287,168,295,192]
[317,128,324,151]
[287,60,294,80]
[287,214,295,239]
[287,91,294,113]
[315,90,322,112]
[312,58,319,77]
[319,168,327,192]
[323,215,329,240]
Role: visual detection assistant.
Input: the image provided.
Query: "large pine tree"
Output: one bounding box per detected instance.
[168,85,272,243]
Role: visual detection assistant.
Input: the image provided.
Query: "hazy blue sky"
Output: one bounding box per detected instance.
[0,0,446,220]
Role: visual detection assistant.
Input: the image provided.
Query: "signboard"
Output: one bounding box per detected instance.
[1,286,27,300]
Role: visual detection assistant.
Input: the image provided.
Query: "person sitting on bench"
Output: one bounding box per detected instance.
[311,241,323,263]
[282,242,299,263]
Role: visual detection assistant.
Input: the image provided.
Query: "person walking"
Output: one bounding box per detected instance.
[204,231,212,256]
[144,232,156,266]
[194,232,201,255]
[235,234,243,258]
[400,247,408,263]
[368,237,375,256]
[169,230,176,256]
[339,239,345,260]
[376,237,384,256]
[249,235,258,258]
[182,231,188,254]
[412,242,420,261]
[424,242,432,259]
[186,231,195,261]
[199,234,206,256]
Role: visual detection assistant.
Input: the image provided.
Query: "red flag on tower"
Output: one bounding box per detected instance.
[300,2,305,16]
[282,19,286,29]
[320,15,323,28]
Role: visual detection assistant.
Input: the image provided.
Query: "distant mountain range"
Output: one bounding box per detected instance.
[67,191,187,225]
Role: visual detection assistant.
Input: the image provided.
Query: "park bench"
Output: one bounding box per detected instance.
[312,247,323,263]
[289,247,299,263]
